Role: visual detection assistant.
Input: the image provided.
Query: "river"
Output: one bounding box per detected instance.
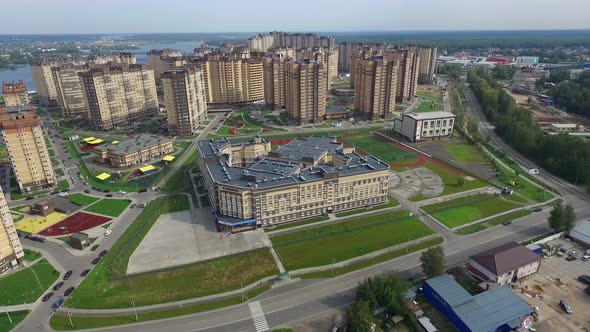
[0,40,202,94]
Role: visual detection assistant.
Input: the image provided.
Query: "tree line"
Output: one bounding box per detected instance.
[468,69,590,188]
[543,70,590,117]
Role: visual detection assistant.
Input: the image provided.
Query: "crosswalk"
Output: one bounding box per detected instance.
[248,301,269,332]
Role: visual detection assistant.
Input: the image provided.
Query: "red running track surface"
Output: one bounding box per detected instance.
[39,212,112,236]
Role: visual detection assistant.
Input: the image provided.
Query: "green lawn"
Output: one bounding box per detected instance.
[422,193,524,228]
[495,167,554,203]
[421,162,488,198]
[456,210,533,235]
[343,135,418,163]
[272,210,435,271]
[445,144,486,163]
[265,216,330,233]
[200,195,210,207]
[84,199,131,217]
[0,310,29,332]
[51,285,271,331]
[334,197,399,218]
[162,150,198,192]
[67,193,100,206]
[55,168,65,177]
[196,186,206,194]
[23,249,42,262]
[48,149,56,157]
[0,259,59,305]
[415,101,443,113]
[57,180,70,191]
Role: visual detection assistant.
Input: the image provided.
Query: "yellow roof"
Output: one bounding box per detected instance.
[163,155,176,162]
[88,139,104,144]
[96,172,111,180]
[83,137,97,142]
[111,140,120,145]
[139,165,155,173]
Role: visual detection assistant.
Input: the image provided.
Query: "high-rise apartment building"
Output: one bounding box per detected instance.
[286,60,327,124]
[0,108,56,192]
[88,52,137,65]
[0,185,24,274]
[249,32,335,51]
[80,64,158,130]
[31,59,62,106]
[162,66,208,136]
[201,58,264,105]
[147,49,184,82]
[52,64,90,117]
[1,81,30,107]
[409,46,438,84]
[354,56,398,120]
[385,50,420,102]
[296,47,339,92]
[263,55,290,111]
[350,48,382,89]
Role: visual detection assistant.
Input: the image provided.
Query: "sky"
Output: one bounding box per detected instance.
[5,0,590,34]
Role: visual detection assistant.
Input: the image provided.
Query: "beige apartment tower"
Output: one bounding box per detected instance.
[0,108,56,192]
[0,185,24,274]
[296,47,339,92]
[263,55,290,110]
[162,67,208,136]
[2,81,30,107]
[385,50,420,102]
[52,64,90,117]
[147,49,184,82]
[202,58,264,105]
[80,64,158,131]
[409,46,438,84]
[354,57,398,120]
[31,59,61,106]
[286,60,327,124]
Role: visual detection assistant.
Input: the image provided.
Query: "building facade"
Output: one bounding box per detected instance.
[147,49,184,82]
[31,59,62,106]
[385,50,420,102]
[2,81,30,107]
[393,111,456,142]
[0,108,56,192]
[409,46,437,84]
[262,55,290,111]
[52,64,90,117]
[296,47,339,92]
[162,66,208,136]
[249,32,335,51]
[94,134,173,168]
[202,58,265,105]
[80,64,158,130]
[353,56,398,120]
[286,60,327,124]
[197,136,390,232]
[0,186,24,274]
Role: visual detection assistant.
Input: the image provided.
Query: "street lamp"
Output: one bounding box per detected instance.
[131,300,138,322]
[331,258,336,278]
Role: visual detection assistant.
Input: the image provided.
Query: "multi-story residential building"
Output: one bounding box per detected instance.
[350,47,382,89]
[201,58,264,105]
[88,52,137,65]
[1,81,30,107]
[0,185,24,274]
[31,59,63,106]
[409,46,437,84]
[52,64,90,117]
[147,49,184,82]
[262,55,290,111]
[248,32,335,51]
[161,66,208,136]
[0,107,56,192]
[197,136,390,232]
[94,134,173,168]
[393,111,456,142]
[385,50,420,102]
[286,59,327,124]
[354,56,398,120]
[296,47,339,92]
[80,64,158,130]
[338,42,354,72]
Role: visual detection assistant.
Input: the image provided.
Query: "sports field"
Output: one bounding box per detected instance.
[39,212,112,236]
[16,212,68,234]
[68,193,100,206]
[343,135,418,163]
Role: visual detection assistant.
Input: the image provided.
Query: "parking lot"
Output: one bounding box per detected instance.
[516,239,590,331]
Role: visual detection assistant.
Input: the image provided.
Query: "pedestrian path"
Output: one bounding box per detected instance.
[248,301,270,332]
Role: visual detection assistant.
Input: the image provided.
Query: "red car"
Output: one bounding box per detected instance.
[566,256,577,261]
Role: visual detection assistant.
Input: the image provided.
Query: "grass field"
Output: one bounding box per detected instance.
[0,259,59,305]
[57,180,70,191]
[162,150,198,192]
[0,310,29,332]
[456,210,533,235]
[67,193,100,206]
[272,210,435,271]
[445,144,486,163]
[334,197,399,218]
[23,249,42,262]
[55,168,65,177]
[343,135,418,163]
[199,195,210,207]
[415,101,443,113]
[419,162,488,198]
[51,285,271,331]
[422,193,523,228]
[265,216,330,233]
[84,199,131,217]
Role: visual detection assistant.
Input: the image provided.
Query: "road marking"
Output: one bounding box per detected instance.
[248,301,269,332]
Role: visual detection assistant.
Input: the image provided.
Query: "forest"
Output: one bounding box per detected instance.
[468,69,590,187]
[543,70,590,117]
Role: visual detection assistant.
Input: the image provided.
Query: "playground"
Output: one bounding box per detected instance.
[39,212,112,237]
[16,212,68,234]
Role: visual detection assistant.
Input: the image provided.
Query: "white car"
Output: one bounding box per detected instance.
[104,229,112,236]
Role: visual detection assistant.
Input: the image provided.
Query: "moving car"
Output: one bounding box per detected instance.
[99,250,108,257]
[559,299,573,314]
[80,269,90,277]
[42,292,54,302]
[63,270,72,280]
[578,275,590,285]
[104,229,112,236]
[52,298,64,309]
[502,220,512,226]
[91,257,101,265]
[64,287,75,296]
[53,282,64,291]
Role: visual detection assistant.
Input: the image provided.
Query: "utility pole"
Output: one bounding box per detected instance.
[131,300,138,322]
[3,305,12,325]
[65,305,73,328]
[241,282,244,303]
[331,258,335,278]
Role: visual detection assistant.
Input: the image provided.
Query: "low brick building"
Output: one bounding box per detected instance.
[94,134,173,168]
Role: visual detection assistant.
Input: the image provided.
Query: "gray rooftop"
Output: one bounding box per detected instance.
[326,107,350,115]
[271,136,342,162]
[570,220,590,245]
[70,232,89,240]
[426,274,532,332]
[95,134,171,155]
[405,111,456,120]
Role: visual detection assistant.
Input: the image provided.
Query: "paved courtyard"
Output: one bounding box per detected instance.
[127,207,271,275]
[389,167,443,199]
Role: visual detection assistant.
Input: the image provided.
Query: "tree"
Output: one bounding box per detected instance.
[346,301,374,332]
[563,203,576,233]
[420,246,446,278]
[457,177,465,187]
[548,202,571,232]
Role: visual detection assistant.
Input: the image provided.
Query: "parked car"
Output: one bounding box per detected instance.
[138,188,147,193]
[64,287,75,296]
[586,286,590,296]
[502,220,512,226]
[99,250,108,257]
[104,229,112,236]
[569,251,578,256]
[582,255,590,261]
[532,207,542,212]
[105,194,113,197]
[52,298,65,309]
[578,275,590,285]
[80,269,90,277]
[566,256,577,261]
[53,282,64,291]
[130,204,136,208]
[42,292,54,302]
[84,190,90,194]
[559,299,573,314]
[91,257,101,265]
[63,270,72,280]
[91,244,99,251]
